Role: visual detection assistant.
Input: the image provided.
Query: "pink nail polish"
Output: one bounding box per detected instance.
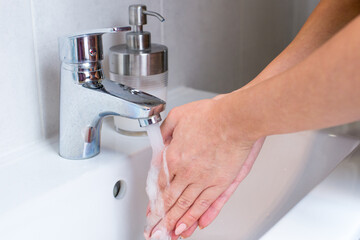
[175,223,187,236]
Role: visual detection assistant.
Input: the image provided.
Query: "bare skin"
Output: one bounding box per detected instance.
[144,0,360,239]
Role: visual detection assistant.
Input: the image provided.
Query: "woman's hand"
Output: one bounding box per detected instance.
[145,94,263,239]
[179,137,265,239]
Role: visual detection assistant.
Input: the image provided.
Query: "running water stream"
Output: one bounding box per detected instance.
[145,123,171,240]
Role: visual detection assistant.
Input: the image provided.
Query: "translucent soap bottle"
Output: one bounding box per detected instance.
[109,4,168,136]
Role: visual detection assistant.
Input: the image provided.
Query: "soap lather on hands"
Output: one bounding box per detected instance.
[145,94,265,239]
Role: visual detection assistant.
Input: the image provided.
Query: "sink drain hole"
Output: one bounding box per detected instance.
[113,180,127,199]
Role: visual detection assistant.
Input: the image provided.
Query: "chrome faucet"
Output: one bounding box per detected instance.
[58,26,165,159]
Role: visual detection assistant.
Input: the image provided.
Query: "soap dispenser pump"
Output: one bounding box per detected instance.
[109,4,168,136]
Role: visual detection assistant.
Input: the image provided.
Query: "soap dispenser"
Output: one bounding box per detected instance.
[109,4,168,136]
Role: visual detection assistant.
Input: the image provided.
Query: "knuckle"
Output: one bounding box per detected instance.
[198,199,211,209]
[165,216,177,229]
[163,200,172,210]
[176,196,193,210]
[185,211,198,222]
[152,209,163,219]
[163,191,176,210]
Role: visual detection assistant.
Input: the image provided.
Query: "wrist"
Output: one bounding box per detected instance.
[215,90,267,143]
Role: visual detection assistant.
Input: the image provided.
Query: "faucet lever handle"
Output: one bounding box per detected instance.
[59,26,131,64]
[69,26,131,38]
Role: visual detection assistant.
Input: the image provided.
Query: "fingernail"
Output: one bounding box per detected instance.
[175,223,187,236]
[151,230,162,239]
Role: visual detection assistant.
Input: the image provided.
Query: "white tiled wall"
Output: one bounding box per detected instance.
[239,0,294,88]
[164,0,319,93]
[0,0,42,154]
[163,0,244,92]
[0,0,319,151]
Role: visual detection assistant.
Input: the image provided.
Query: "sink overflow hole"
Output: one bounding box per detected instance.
[113,180,126,199]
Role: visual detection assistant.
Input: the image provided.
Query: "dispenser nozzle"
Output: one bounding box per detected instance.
[143,10,165,22]
[129,4,165,26]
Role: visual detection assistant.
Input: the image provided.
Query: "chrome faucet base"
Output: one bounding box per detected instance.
[58,25,165,160]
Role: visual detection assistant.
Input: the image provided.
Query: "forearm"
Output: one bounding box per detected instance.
[223,15,360,140]
[245,0,360,87]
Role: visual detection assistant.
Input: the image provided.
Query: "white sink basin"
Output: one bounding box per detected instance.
[0,87,358,240]
[261,145,360,240]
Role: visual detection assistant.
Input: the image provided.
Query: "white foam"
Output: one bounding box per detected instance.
[145,123,170,240]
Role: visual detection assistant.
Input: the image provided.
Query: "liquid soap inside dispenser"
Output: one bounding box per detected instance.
[109,4,168,136]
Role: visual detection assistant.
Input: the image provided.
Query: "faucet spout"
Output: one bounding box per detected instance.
[95,79,165,120]
[59,66,165,160]
[58,25,166,159]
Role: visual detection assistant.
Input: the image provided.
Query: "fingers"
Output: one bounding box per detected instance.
[150,184,204,237]
[170,222,198,240]
[149,137,266,237]
[198,137,266,229]
[161,177,189,211]
[173,186,223,237]
[198,179,240,229]
[146,177,188,234]
[180,221,198,238]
